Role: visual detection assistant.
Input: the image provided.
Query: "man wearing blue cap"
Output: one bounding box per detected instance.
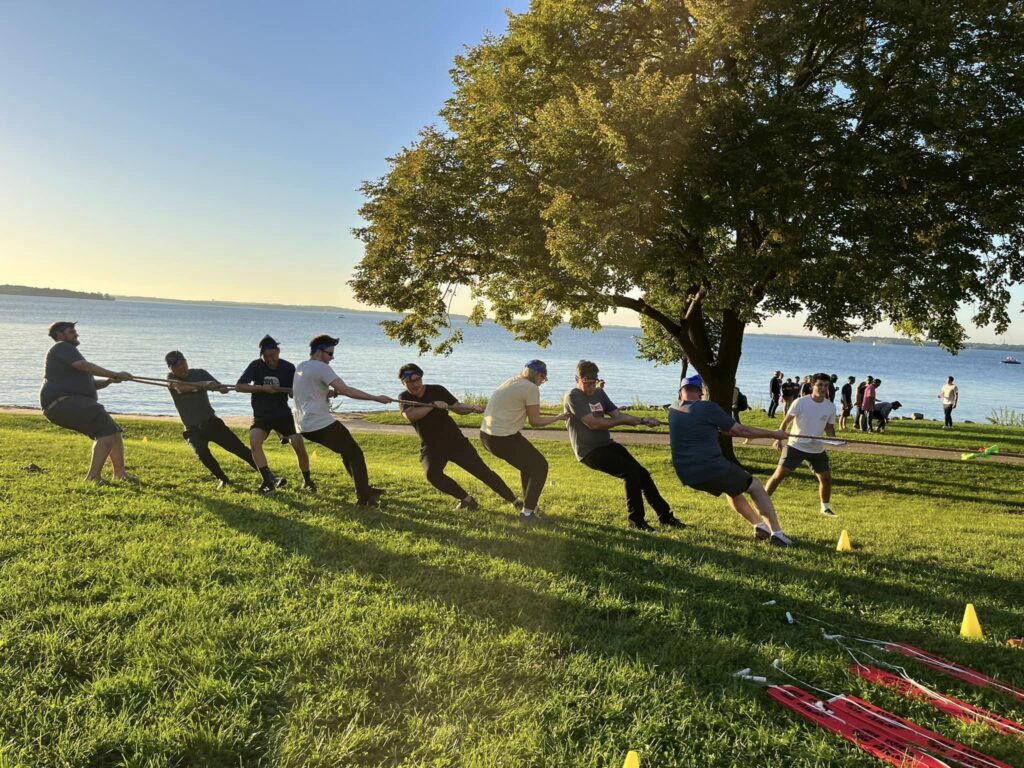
[564,360,685,532]
[398,363,521,512]
[480,360,569,522]
[236,335,315,493]
[670,374,795,546]
[293,334,394,506]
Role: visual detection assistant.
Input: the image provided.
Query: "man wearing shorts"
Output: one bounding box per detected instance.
[480,360,569,522]
[293,334,394,506]
[39,321,135,482]
[166,351,266,490]
[766,372,838,516]
[236,335,315,493]
[398,363,521,512]
[565,360,685,532]
[839,376,855,430]
[669,374,794,546]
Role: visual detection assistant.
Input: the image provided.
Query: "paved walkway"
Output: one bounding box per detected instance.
[4,406,1021,466]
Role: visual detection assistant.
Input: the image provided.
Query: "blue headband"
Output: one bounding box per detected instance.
[525,360,547,374]
[400,367,423,381]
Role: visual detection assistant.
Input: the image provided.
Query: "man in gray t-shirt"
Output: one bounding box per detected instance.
[39,321,135,482]
[669,375,794,547]
[165,351,264,491]
[564,360,684,532]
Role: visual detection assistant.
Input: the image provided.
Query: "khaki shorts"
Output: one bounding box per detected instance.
[44,396,121,439]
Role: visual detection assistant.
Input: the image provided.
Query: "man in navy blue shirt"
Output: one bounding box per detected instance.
[669,375,795,546]
[236,335,315,493]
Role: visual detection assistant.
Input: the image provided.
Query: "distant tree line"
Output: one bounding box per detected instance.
[0,284,114,301]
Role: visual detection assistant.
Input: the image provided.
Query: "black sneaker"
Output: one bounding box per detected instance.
[659,515,687,529]
[357,487,385,506]
[821,507,837,517]
[511,498,524,511]
[628,519,657,532]
[274,476,287,489]
[302,480,317,494]
[754,524,772,541]
[456,496,480,511]
[257,481,275,495]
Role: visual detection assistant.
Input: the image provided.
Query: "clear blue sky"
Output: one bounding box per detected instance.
[1,1,1020,342]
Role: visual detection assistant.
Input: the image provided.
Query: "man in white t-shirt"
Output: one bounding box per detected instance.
[937,376,959,429]
[479,360,569,523]
[765,372,839,516]
[293,334,395,506]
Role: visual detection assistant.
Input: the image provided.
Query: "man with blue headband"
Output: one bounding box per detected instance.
[670,374,795,546]
[480,360,569,522]
[236,335,315,493]
[293,334,394,506]
[398,363,520,512]
[165,350,266,490]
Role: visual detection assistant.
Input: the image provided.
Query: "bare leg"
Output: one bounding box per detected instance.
[86,435,115,481]
[290,435,310,472]
[250,428,270,468]
[108,433,127,478]
[727,493,762,526]
[764,465,792,495]
[817,471,832,504]
[748,478,783,532]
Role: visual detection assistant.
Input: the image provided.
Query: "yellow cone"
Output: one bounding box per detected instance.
[623,751,640,768]
[142,436,150,443]
[836,530,852,552]
[960,603,983,639]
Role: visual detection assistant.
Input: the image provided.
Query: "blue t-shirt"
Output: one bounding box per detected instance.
[668,400,736,485]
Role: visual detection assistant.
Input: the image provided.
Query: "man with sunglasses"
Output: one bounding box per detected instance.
[40,321,135,482]
[480,360,569,522]
[564,360,685,532]
[398,363,520,512]
[165,350,266,490]
[235,335,316,493]
[293,334,394,506]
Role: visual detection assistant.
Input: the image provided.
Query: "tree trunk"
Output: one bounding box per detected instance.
[703,370,740,465]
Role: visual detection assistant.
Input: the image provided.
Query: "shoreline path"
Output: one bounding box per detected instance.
[5,406,1022,467]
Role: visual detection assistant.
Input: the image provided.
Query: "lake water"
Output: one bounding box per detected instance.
[2,294,1021,423]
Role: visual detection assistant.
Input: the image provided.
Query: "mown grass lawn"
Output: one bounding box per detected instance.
[363,405,1024,455]
[0,412,1022,767]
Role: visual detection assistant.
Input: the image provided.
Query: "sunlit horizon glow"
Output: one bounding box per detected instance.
[1,2,1021,343]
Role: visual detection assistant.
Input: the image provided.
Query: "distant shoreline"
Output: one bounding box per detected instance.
[4,288,1022,350]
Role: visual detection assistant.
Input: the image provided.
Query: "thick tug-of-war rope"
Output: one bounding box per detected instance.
[738,661,1012,768]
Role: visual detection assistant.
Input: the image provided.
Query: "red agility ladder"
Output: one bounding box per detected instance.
[828,694,1012,768]
[767,685,949,767]
[884,643,1024,703]
[851,664,1024,739]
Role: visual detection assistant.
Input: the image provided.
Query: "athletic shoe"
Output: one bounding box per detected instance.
[257,481,275,495]
[115,474,140,484]
[754,523,772,541]
[659,515,687,529]
[456,495,480,511]
[628,519,657,532]
[217,479,231,490]
[519,511,543,525]
[274,476,287,488]
[357,487,385,506]
[302,480,317,494]
[821,507,837,517]
[511,498,524,510]
[770,531,795,547]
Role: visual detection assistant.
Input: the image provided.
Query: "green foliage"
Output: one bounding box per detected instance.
[2,414,1023,766]
[352,0,1024,403]
[986,407,1024,427]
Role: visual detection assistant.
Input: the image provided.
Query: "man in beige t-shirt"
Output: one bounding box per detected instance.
[480,360,568,522]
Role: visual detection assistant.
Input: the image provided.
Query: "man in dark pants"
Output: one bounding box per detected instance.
[564,360,685,532]
[398,363,521,511]
[293,334,394,506]
[235,335,315,493]
[165,351,265,490]
[767,371,782,418]
[480,360,569,523]
[40,321,135,482]
[839,376,855,430]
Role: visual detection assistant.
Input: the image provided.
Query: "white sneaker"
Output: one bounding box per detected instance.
[754,522,772,541]
[821,507,836,517]
[770,531,795,547]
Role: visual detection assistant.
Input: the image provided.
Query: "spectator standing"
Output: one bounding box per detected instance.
[768,371,783,418]
[839,376,855,430]
[861,378,878,432]
[828,374,838,403]
[938,377,959,429]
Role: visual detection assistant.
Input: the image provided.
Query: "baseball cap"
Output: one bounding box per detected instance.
[525,359,547,375]
[259,335,280,351]
[681,374,703,390]
[48,321,76,339]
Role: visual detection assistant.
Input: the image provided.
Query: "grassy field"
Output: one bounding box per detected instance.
[363,405,1024,454]
[1,412,1023,767]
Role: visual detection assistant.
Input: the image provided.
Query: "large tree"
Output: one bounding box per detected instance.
[352,0,1024,423]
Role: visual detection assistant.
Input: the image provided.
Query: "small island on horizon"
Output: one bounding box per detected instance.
[0,284,114,301]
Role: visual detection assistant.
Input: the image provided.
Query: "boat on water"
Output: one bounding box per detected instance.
[1002,356,1021,364]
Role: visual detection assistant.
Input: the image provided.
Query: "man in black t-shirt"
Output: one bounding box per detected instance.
[166,351,265,491]
[236,335,315,493]
[39,321,135,482]
[767,371,782,418]
[839,376,855,430]
[397,363,519,511]
[780,378,801,415]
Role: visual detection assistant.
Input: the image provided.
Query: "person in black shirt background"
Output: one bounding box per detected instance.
[767,370,782,418]
[839,376,855,430]
[397,363,519,512]
[236,335,315,493]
